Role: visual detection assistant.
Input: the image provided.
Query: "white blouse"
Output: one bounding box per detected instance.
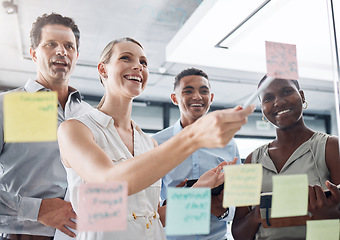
[55,109,165,240]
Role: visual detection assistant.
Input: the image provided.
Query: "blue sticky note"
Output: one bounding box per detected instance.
[166,187,211,236]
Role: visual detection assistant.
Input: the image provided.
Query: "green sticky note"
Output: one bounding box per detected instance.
[223,164,263,207]
[271,174,308,218]
[4,92,58,142]
[166,187,211,236]
[306,220,340,240]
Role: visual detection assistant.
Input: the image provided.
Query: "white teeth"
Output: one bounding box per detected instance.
[190,104,203,107]
[54,61,66,65]
[277,109,290,115]
[126,75,141,82]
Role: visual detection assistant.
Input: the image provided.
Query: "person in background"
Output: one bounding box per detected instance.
[153,67,240,240]
[56,38,255,240]
[232,77,340,240]
[0,13,93,239]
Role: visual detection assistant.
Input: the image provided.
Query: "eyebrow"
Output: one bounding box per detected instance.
[120,51,133,56]
[119,51,147,59]
[65,41,75,45]
[182,86,194,90]
[182,85,209,90]
[200,86,209,90]
[43,40,75,45]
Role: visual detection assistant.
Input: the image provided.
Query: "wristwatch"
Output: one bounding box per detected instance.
[217,208,229,220]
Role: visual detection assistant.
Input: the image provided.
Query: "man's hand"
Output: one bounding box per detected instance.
[193,161,227,188]
[38,198,77,238]
[227,157,238,165]
[176,178,188,187]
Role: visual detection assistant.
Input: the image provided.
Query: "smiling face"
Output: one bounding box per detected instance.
[171,75,214,127]
[29,24,78,86]
[98,40,148,99]
[260,79,305,129]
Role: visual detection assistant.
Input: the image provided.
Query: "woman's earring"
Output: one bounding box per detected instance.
[262,116,268,123]
[303,101,308,109]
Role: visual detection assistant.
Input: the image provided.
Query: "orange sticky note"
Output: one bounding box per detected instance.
[266,41,298,80]
[3,92,57,142]
[77,182,128,232]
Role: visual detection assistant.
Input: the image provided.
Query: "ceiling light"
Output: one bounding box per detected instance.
[158,67,167,74]
[2,0,17,14]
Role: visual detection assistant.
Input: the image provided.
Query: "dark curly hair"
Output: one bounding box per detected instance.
[174,67,209,90]
[30,13,80,51]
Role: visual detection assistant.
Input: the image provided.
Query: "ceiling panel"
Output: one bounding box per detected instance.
[0,0,338,116]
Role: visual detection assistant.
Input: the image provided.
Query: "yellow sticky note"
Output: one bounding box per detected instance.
[4,91,58,142]
[306,220,340,240]
[271,174,308,218]
[223,164,263,208]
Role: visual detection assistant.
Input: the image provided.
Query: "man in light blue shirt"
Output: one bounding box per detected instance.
[153,68,240,240]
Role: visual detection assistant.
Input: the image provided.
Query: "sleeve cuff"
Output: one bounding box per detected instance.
[17,197,42,221]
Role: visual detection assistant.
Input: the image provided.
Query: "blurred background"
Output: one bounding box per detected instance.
[1,0,339,160]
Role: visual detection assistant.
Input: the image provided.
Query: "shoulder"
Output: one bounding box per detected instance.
[0,87,28,115]
[153,126,174,144]
[226,138,238,147]
[244,153,253,164]
[325,134,339,155]
[0,86,25,100]
[326,134,338,145]
[310,132,336,151]
[59,118,93,140]
[246,143,268,164]
[79,99,94,110]
[324,134,340,183]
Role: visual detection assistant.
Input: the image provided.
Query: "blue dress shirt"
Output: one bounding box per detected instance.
[153,119,240,240]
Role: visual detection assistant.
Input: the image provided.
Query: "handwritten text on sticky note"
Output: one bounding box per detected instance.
[271,174,308,218]
[3,91,57,142]
[78,182,128,232]
[223,164,263,207]
[266,41,298,80]
[166,187,211,236]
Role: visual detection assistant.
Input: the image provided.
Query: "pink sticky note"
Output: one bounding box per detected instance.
[266,41,298,80]
[77,182,128,232]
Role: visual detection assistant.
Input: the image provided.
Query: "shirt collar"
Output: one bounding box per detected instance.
[24,79,47,92]
[89,109,141,133]
[173,118,184,135]
[89,109,112,128]
[67,86,82,102]
[24,79,83,102]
